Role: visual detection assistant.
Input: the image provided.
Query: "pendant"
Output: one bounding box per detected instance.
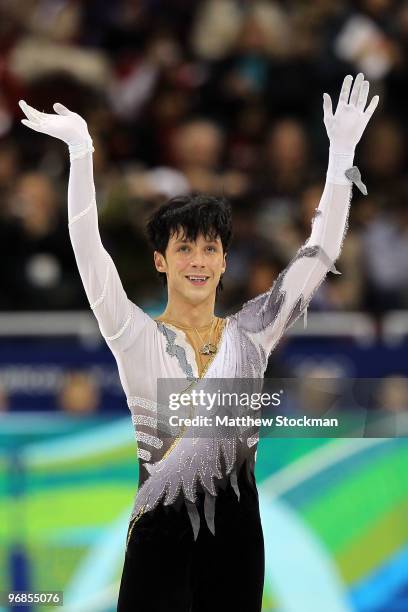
[199,343,217,355]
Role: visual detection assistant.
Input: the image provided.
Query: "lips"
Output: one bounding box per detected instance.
[186,275,209,286]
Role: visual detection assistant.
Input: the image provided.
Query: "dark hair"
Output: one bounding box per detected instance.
[146,193,233,291]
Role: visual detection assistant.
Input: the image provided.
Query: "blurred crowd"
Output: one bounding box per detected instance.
[1,0,408,316]
[2,369,408,416]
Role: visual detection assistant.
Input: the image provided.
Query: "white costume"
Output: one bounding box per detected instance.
[19,73,378,538]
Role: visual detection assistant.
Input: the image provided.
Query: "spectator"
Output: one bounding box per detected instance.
[5,172,85,309]
[0,0,407,314]
[168,118,249,197]
[57,371,100,414]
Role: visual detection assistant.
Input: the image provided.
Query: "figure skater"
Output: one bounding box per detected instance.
[19,72,378,612]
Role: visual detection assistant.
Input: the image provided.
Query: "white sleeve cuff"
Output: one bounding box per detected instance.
[69,138,94,162]
[326,150,355,185]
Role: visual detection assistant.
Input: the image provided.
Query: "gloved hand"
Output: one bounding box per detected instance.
[323,73,379,155]
[19,100,93,161]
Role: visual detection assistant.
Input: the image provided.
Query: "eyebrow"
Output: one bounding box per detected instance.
[173,236,221,244]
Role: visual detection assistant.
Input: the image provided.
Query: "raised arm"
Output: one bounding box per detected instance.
[19,100,152,352]
[235,73,379,359]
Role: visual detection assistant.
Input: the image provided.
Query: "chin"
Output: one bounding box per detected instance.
[186,291,212,305]
[183,287,215,305]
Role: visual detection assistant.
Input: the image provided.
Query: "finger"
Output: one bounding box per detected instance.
[19,100,43,123]
[349,72,364,107]
[357,80,369,111]
[20,106,39,123]
[338,74,353,108]
[364,95,379,120]
[19,100,42,119]
[19,100,36,121]
[53,102,72,116]
[323,93,333,121]
[21,119,43,132]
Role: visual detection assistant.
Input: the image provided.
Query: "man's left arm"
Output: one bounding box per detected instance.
[235,73,379,359]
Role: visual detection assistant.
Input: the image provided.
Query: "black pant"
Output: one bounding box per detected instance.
[117,465,265,611]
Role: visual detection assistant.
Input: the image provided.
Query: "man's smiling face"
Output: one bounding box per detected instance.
[154,230,226,305]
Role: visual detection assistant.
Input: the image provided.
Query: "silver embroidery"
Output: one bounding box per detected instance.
[237,322,266,377]
[285,170,356,330]
[129,397,180,435]
[128,317,266,538]
[156,322,195,379]
[235,215,352,338]
[235,273,285,334]
[132,414,158,429]
[128,396,158,412]
[138,448,151,461]
[136,431,163,449]
[130,436,236,524]
[292,245,340,275]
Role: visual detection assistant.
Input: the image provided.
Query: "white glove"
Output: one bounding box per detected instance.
[323,72,379,155]
[19,100,94,161]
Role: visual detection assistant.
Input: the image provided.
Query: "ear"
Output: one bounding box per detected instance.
[221,252,227,274]
[154,251,167,273]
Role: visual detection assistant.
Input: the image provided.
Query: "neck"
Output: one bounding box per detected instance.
[160,293,216,328]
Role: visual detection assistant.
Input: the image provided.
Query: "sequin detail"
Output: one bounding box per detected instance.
[138,448,151,461]
[130,436,237,529]
[234,321,266,377]
[90,266,109,310]
[128,319,244,539]
[104,306,132,341]
[135,431,163,449]
[128,396,158,412]
[132,414,158,429]
[235,207,352,338]
[292,245,340,275]
[236,273,285,334]
[156,322,195,379]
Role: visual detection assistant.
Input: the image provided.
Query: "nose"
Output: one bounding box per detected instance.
[190,246,205,267]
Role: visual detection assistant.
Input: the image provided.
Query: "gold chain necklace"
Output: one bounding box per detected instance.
[194,317,218,355]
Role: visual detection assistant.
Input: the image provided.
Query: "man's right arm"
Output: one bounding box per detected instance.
[19,100,152,352]
[67,148,152,352]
